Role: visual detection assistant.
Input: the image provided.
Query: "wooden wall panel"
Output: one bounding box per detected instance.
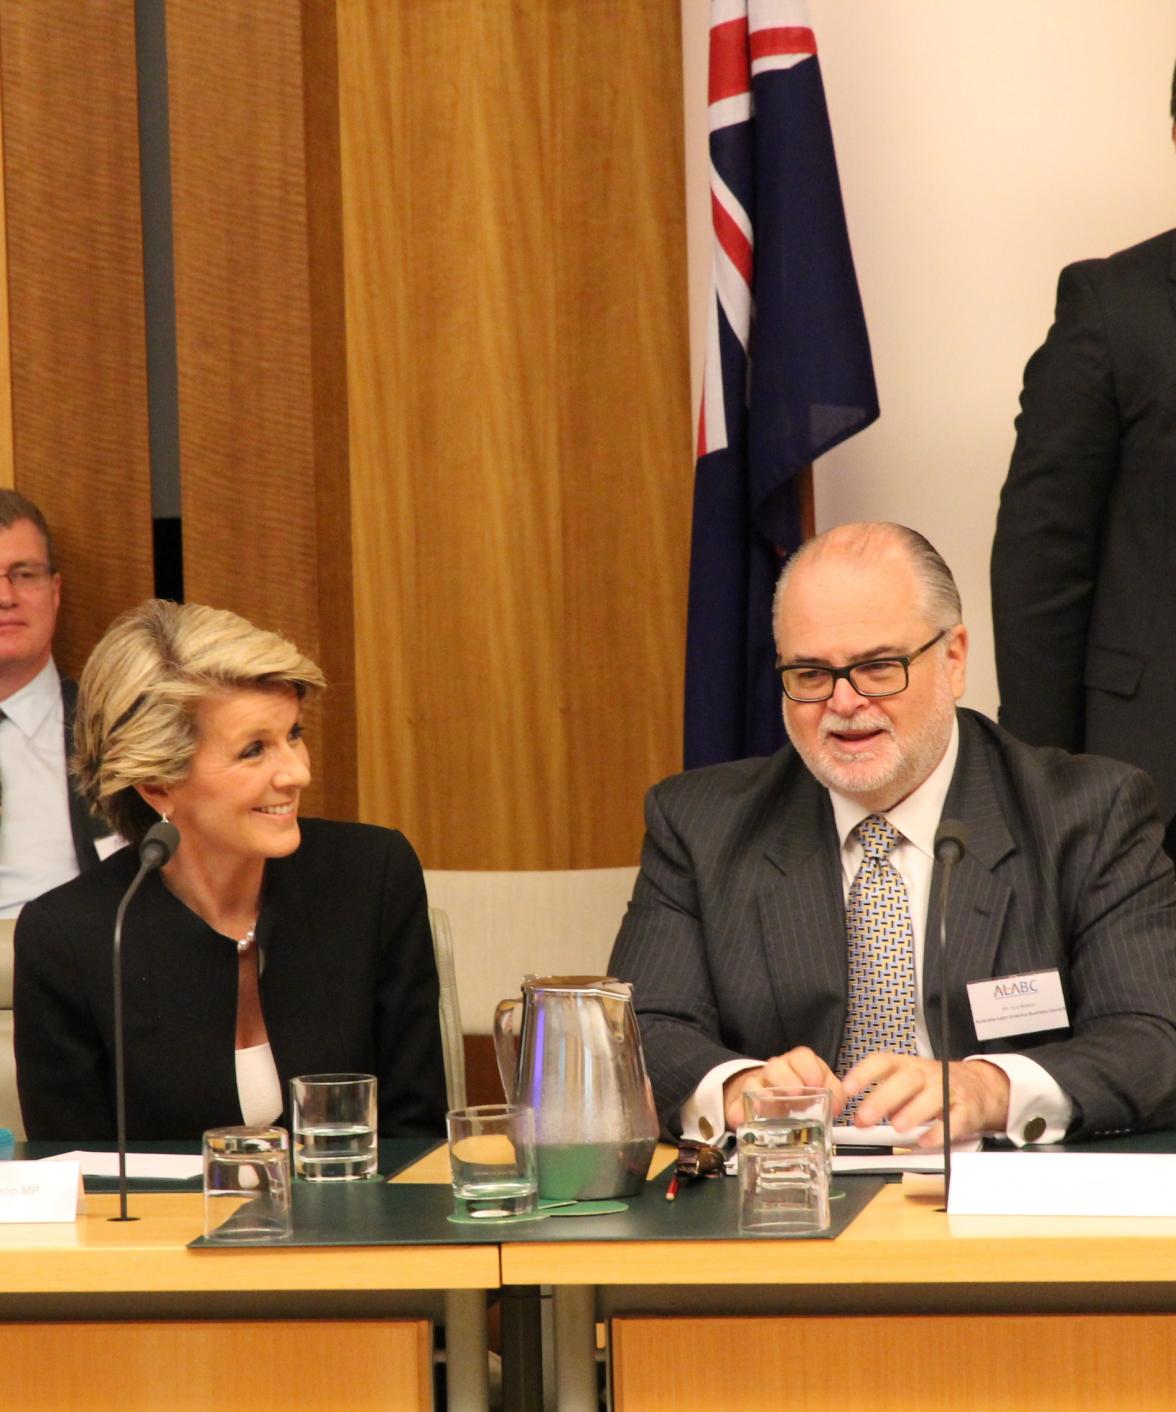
[339,0,692,869]
[166,0,355,819]
[0,2,154,676]
[0,75,13,491]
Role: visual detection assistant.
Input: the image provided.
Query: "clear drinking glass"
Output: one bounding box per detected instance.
[290,1073,378,1181]
[446,1103,538,1219]
[203,1125,292,1243]
[737,1086,832,1233]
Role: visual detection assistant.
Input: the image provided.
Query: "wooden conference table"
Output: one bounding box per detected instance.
[0,1139,495,1411]
[7,1138,1176,1410]
[502,1135,1176,1412]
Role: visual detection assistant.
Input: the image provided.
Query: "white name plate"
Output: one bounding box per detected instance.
[966,968,1069,1040]
[0,1160,81,1223]
[949,1152,1176,1217]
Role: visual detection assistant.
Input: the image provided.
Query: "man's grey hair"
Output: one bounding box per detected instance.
[772,523,962,634]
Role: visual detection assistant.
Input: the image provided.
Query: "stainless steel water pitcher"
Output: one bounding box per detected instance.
[493,975,659,1200]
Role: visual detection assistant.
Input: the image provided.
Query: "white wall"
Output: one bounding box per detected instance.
[681,0,1176,717]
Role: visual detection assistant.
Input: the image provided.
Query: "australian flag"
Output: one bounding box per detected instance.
[684,0,879,768]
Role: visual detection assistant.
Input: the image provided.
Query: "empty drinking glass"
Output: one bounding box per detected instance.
[203,1125,292,1243]
[737,1087,831,1233]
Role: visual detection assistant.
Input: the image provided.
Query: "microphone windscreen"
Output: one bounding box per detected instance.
[934,818,969,863]
[139,820,180,869]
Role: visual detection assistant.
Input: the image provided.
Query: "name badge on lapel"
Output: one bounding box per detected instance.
[966,969,1069,1040]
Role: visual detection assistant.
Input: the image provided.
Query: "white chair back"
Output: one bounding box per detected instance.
[428,906,467,1110]
[422,868,638,1037]
[0,918,22,1139]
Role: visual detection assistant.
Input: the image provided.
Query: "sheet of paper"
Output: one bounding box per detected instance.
[834,1141,981,1175]
[42,1150,203,1181]
[832,1124,980,1173]
[948,1152,1176,1216]
[833,1123,931,1146]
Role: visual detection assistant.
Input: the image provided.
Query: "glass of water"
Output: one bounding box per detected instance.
[290,1073,378,1181]
[446,1103,538,1219]
[203,1125,292,1242]
[738,1086,832,1233]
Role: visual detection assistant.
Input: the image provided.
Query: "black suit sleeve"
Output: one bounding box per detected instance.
[14,902,115,1140]
[609,783,750,1132]
[991,261,1122,750]
[1023,764,1176,1138]
[373,832,447,1138]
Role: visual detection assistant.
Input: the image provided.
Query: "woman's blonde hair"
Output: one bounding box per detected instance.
[73,599,326,845]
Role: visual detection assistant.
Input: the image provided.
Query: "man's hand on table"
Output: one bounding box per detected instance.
[721,1047,846,1132]
[843,1053,1011,1147]
[721,1048,1011,1146]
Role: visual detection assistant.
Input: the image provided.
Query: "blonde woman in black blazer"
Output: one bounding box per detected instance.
[14,599,445,1142]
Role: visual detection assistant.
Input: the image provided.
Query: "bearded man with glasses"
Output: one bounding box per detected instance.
[610,522,1176,1151]
[0,490,113,917]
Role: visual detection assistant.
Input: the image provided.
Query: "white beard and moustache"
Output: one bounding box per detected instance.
[791,680,957,807]
[818,711,895,757]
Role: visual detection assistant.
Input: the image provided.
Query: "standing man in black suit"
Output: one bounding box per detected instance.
[610,523,1176,1149]
[991,63,1176,854]
[0,490,111,917]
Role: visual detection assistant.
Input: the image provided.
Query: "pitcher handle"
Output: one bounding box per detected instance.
[493,999,522,1103]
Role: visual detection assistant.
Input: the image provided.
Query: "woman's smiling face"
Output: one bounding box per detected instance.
[150,685,311,865]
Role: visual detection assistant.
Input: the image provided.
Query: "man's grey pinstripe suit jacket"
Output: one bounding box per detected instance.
[609,709,1176,1140]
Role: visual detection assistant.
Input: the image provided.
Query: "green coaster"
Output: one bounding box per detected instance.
[548,1199,629,1217]
[446,1208,550,1227]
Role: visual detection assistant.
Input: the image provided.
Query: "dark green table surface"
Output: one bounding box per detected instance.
[187,1167,884,1249]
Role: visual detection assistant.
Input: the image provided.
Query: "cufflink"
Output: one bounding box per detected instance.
[1021,1115,1046,1144]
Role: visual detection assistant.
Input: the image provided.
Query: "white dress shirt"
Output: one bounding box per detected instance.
[680,719,1073,1146]
[235,1042,283,1126]
[0,660,84,917]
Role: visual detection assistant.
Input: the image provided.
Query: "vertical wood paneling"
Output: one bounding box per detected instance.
[0,74,13,491]
[0,2,154,675]
[166,0,355,819]
[339,0,692,869]
[301,0,358,816]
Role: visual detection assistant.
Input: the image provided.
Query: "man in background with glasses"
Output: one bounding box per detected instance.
[611,522,1176,1150]
[0,490,112,917]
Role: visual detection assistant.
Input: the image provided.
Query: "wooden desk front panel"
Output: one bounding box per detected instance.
[4,1319,431,1411]
[612,1313,1176,1411]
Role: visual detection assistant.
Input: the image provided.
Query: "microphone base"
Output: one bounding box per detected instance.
[107,1215,141,1223]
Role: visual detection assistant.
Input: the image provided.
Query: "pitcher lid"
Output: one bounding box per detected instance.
[521,974,631,995]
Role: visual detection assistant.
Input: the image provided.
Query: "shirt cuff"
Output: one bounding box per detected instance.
[677,1057,762,1140]
[966,1052,1073,1145]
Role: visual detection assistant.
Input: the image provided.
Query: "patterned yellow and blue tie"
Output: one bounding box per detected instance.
[836,815,917,1092]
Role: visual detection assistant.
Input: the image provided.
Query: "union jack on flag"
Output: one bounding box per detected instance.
[684,0,879,768]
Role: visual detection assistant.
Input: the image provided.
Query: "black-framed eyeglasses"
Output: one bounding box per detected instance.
[776,629,948,703]
[0,562,55,595]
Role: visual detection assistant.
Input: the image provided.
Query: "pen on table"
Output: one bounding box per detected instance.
[665,1173,679,1202]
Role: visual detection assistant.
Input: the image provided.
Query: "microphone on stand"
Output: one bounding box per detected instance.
[110,819,180,1222]
[933,819,968,1206]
